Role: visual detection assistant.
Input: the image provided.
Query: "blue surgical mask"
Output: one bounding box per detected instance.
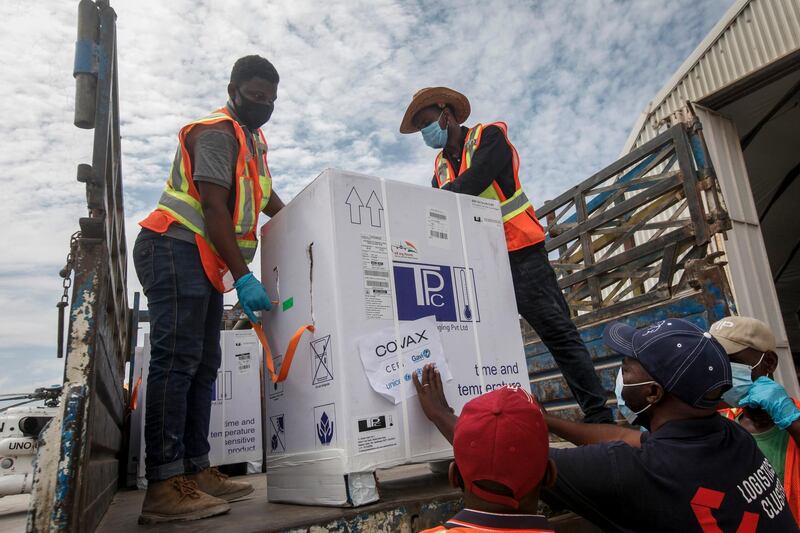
[421,111,448,149]
[721,353,765,407]
[615,368,655,426]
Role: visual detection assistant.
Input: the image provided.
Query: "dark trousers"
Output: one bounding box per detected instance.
[133,229,224,481]
[509,243,612,423]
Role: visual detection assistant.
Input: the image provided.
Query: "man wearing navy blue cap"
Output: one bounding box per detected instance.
[414,318,798,532]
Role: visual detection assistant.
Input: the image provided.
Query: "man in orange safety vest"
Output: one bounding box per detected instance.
[134,55,284,524]
[401,87,612,424]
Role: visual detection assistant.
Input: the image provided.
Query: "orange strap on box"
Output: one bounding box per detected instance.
[130,375,142,411]
[252,322,315,384]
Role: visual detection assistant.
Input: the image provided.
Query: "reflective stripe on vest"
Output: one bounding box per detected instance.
[433,122,544,250]
[141,106,272,290]
[500,189,531,221]
[156,107,270,245]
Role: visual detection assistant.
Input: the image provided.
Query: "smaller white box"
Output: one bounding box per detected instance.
[132,330,263,486]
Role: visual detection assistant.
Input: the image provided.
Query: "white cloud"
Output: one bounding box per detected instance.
[0,0,733,393]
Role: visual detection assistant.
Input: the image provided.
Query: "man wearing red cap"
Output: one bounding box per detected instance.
[400,87,612,425]
[418,386,556,533]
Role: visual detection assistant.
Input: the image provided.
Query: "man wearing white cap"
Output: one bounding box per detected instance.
[400,87,612,424]
[711,316,800,524]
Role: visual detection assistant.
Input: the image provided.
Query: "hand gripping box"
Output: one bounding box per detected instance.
[260,169,528,506]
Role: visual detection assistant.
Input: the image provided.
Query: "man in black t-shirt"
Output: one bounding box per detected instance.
[414,318,798,532]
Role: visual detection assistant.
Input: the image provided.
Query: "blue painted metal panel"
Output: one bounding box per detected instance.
[527,275,734,410]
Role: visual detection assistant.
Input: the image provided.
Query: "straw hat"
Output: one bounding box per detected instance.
[399,87,471,134]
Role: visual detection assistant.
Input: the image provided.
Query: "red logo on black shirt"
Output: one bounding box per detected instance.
[691,487,759,533]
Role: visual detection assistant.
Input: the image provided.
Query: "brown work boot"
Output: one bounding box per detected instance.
[138,475,230,524]
[186,467,255,502]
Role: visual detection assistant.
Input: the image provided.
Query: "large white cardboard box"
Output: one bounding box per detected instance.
[132,331,263,487]
[260,169,528,506]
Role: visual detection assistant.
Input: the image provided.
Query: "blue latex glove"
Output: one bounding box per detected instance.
[739,376,800,430]
[234,273,272,323]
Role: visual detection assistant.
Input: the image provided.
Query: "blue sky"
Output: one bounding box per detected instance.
[0,0,734,396]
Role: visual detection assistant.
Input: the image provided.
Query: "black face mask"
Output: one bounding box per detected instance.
[234,89,273,129]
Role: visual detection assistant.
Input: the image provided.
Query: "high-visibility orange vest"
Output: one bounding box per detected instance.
[720,402,800,525]
[433,122,545,251]
[139,106,272,293]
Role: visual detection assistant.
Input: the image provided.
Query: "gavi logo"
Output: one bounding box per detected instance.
[394,261,479,322]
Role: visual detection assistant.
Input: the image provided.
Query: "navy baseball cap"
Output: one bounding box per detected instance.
[603,318,731,409]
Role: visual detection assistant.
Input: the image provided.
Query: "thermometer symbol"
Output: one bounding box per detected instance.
[460,269,472,320]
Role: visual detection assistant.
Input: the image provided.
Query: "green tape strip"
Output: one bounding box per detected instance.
[282,297,294,312]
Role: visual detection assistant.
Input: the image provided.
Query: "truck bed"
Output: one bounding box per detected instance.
[89,464,596,532]
[98,465,459,533]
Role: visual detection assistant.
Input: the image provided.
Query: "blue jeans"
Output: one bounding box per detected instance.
[133,229,223,481]
[510,243,613,423]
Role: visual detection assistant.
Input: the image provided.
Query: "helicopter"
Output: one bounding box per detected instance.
[0,385,61,497]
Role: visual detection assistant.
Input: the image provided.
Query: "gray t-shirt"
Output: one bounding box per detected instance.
[164,128,240,243]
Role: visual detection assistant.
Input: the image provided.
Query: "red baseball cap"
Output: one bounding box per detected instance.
[453,386,549,509]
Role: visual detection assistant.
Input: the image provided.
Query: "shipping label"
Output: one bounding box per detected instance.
[361,234,393,320]
[470,197,502,226]
[426,207,451,248]
[355,413,399,454]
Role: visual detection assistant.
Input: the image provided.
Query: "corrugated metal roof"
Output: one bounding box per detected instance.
[625,0,800,149]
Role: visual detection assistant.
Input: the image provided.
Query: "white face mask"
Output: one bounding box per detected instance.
[615,369,655,425]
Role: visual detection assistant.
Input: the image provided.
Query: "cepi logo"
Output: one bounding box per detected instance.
[394,261,479,322]
[317,411,334,446]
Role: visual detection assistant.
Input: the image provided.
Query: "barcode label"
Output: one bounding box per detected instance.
[361,234,394,320]
[427,207,451,249]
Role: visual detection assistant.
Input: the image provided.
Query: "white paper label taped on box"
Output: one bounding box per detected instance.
[259,169,528,506]
[357,316,452,404]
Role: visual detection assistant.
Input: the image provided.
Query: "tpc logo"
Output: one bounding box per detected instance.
[394,261,479,322]
[394,262,457,321]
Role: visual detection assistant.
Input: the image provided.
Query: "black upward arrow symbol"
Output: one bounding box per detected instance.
[345,187,364,224]
[366,191,383,228]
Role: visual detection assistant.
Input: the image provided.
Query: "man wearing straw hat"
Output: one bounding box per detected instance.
[400,87,612,423]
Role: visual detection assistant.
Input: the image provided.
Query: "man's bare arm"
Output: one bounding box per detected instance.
[544,413,642,448]
[263,191,285,217]
[198,181,249,280]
